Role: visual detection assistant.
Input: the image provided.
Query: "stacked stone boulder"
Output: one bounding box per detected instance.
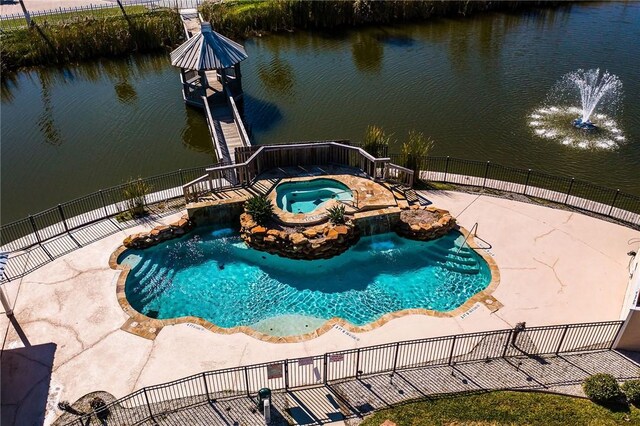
[239,213,359,260]
[123,214,194,249]
[395,205,457,241]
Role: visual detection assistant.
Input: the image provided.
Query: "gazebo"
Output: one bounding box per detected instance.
[170,22,248,106]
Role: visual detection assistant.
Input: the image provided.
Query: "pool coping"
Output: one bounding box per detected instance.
[109,226,501,343]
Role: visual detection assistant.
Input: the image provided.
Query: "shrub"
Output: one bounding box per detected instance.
[622,379,640,405]
[327,204,346,224]
[401,130,434,185]
[245,195,273,225]
[582,374,623,403]
[122,178,151,218]
[362,125,392,158]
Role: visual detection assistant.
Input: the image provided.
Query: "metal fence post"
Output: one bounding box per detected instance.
[448,335,457,365]
[284,360,289,390]
[392,342,400,374]
[99,190,109,218]
[502,330,513,358]
[608,189,620,216]
[57,204,69,233]
[483,161,490,188]
[142,388,154,419]
[323,353,328,384]
[444,156,450,182]
[523,169,531,195]
[244,366,250,396]
[202,372,210,399]
[28,215,42,244]
[564,178,575,205]
[555,324,570,355]
[609,322,624,350]
[179,169,185,186]
[355,348,361,378]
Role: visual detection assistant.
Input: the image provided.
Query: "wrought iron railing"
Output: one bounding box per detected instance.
[385,154,640,227]
[60,320,624,425]
[2,152,640,282]
[0,164,214,281]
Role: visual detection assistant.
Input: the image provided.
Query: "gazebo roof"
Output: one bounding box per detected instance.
[170,22,248,71]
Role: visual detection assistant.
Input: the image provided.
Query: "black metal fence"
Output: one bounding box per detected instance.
[0,164,214,281]
[389,155,640,228]
[0,0,205,32]
[61,320,623,425]
[2,155,639,282]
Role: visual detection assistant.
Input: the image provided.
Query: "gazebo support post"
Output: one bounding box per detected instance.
[234,63,243,93]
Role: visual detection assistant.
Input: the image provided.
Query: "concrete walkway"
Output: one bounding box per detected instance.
[1,190,639,424]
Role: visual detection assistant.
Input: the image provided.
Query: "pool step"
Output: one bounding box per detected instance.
[429,251,478,267]
[430,248,481,274]
[133,259,153,278]
[136,263,159,282]
[139,268,176,304]
[429,245,475,259]
[137,264,168,293]
[439,262,480,275]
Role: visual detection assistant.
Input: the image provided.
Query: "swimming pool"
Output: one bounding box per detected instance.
[119,226,492,336]
[275,178,353,214]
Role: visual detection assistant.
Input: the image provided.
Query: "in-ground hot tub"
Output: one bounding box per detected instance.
[275,178,353,214]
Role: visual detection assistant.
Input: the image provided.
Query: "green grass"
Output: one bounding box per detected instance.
[1,10,183,72]
[361,391,640,426]
[0,5,148,30]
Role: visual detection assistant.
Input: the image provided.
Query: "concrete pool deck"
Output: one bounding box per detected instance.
[1,190,639,424]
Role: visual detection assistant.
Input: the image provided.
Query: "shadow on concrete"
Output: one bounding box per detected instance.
[1,342,56,426]
[61,349,640,425]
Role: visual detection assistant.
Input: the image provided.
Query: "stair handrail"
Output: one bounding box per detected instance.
[456,222,478,255]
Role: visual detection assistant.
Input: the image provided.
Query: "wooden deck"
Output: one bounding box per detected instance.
[177,10,250,165]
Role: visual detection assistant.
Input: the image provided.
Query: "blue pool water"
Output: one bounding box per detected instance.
[276,178,353,214]
[119,227,492,335]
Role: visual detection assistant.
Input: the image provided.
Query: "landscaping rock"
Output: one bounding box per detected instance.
[239,212,359,260]
[395,206,457,241]
[122,215,193,249]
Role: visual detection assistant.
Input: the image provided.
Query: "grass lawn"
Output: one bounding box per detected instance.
[0,5,148,31]
[361,391,640,426]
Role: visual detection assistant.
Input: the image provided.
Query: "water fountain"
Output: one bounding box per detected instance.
[567,69,622,131]
[529,69,625,150]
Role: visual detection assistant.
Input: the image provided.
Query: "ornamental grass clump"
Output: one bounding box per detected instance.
[582,373,623,404]
[122,178,151,219]
[401,130,434,184]
[245,195,274,225]
[622,380,640,405]
[362,124,392,157]
[327,204,346,224]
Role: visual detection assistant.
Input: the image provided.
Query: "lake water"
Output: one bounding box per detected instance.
[2,2,639,223]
